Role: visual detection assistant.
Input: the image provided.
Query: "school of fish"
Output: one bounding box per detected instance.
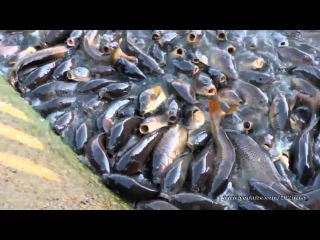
[1,30,320,210]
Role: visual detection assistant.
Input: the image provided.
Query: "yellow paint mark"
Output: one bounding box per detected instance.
[0,122,44,150]
[0,152,61,182]
[0,101,29,123]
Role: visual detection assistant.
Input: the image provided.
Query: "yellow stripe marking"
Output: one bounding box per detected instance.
[0,101,29,123]
[0,152,61,182]
[0,122,44,150]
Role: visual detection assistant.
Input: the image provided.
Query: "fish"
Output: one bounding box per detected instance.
[85,133,111,174]
[216,30,227,41]
[183,105,205,130]
[289,114,319,185]
[226,131,298,195]
[149,42,166,67]
[76,78,118,93]
[43,30,72,47]
[207,96,236,198]
[190,143,215,193]
[116,135,141,160]
[192,73,217,97]
[114,57,146,80]
[139,86,166,116]
[66,30,84,47]
[107,116,143,155]
[203,66,227,89]
[29,81,78,101]
[172,59,199,76]
[158,32,179,47]
[232,79,269,114]
[102,174,159,203]
[277,46,314,65]
[67,67,91,82]
[33,97,76,117]
[115,128,165,175]
[166,75,198,104]
[52,111,74,134]
[74,119,93,155]
[187,128,212,153]
[99,83,132,100]
[136,200,180,210]
[166,96,181,124]
[139,115,168,135]
[152,124,188,183]
[9,45,68,88]
[238,70,276,86]
[186,30,204,44]
[20,60,60,92]
[269,93,289,131]
[96,99,131,133]
[52,58,76,80]
[273,32,289,47]
[160,153,192,198]
[290,105,312,133]
[169,193,225,210]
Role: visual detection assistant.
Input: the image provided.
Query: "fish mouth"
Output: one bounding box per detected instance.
[227,46,236,54]
[67,38,76,47]
[206,87,217,96]
[152,32,161,40]
[242,120,253,133]
[139,124,150,134]
[66,71,74,79]
[217,31,227,41]
[187,32,197,43]
[168,115,178,124]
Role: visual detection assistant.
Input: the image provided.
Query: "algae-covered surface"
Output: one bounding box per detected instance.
[0,75,131,210]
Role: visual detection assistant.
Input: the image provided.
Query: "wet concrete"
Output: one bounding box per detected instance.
[0,75,131,210]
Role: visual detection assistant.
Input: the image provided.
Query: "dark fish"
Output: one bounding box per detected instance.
[9,45,68,88]
[217,41,237,55]
[166,76,198,104]
[67,67,91,82]
[236,53,265,71]
[99,83,131,100]
[269,93,289,131]
[187,128,212,153]
[249,180,305,210]
[52,111,74,134]
[151,30,166,40]
[289,65,320,90]
[166,95,181,124]
[74,119,93,155]
[172,59,199,76]
[86,133,110,174]
[169,193,225,210]
[76,78,117,93]
[102,173,159,202]
[139,86,166,116]
[291,77,319,97]
[96,99,131,132]
[192,73,217,97]
[227,132,297,195]
[183,105,205,130]
[152,124,188,183]
[118,103,138,118]
[218,88,243,106]
[290,105,312,133]
[277,46,314,65]
[208,47,238,79]
[52,58,75,80]
[238,201,266,210]
[244,36,258,50]
[114,57,146,80]
[30,81,78,101]
[207,97,236,198]
[107,116,143,155]
[158,32,179,47]
[33,97,76,117]
[136,200,179,210]
[149,42,166,67]
[289,114,319,185]
[20,60,60,92]
[90,65,115,77]
[66,30,84,47]
[216,30,227,41]
[203,67,227,88]
[273,32,289,47]
[116,135,141,160]
[127,40,164,75]
[115,128,165,175]
[160,153,192,198]
[238,70,275,86]
[190,143,215,193]
[232,79,269,114]
[139,115,168,135]
[43,30,72,46]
